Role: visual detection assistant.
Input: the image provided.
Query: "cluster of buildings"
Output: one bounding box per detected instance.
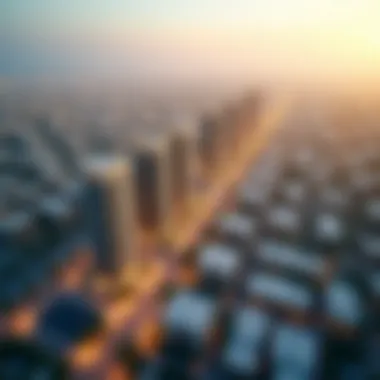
[134,98,380,380]
[0,90,261,295]
[5,91,380,380]
[0,89,265,378]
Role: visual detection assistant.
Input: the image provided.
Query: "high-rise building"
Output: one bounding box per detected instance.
[132,135,171,235]
[219,104,241,158]
[167,122,199,215]
[62,181,86,229]
[37,193,76,255]
[198,114,224,178]
[221,95,260,160]
[239,93,260,122]
[84,155,137,275]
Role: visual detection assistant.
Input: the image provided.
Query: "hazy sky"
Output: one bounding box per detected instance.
[1,0,380,86]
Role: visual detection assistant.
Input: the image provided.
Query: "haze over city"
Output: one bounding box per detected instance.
[1,0,380,90]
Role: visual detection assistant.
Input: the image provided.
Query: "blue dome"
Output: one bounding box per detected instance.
[37,292,103,350]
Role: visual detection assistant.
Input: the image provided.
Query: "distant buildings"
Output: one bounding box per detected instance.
[33,117,83,181]
[0,134,29,163]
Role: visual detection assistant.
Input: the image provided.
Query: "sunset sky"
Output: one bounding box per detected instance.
[1,0,380,86]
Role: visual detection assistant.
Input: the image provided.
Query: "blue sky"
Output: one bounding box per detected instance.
[3,0,372,36]
[1,0,380,83]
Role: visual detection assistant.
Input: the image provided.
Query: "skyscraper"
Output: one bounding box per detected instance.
[133,135,171,236]
[36,193,77,269]
[167,122,199,215]
[198,114,223,179]
[219,104,240,158]
[84,155,137,275]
